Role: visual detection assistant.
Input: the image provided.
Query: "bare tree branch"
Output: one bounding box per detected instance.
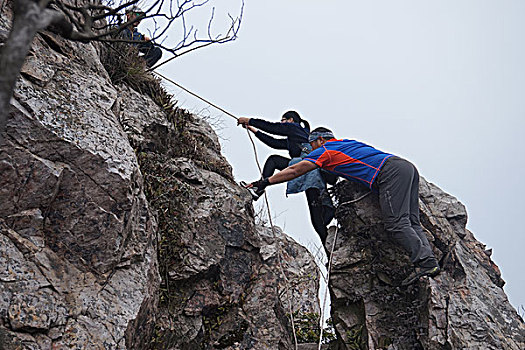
[0,0,244,140]
[0,0,63,144]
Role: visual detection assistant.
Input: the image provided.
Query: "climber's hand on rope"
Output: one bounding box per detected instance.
[237,117,250,126]
[237,118,257,133]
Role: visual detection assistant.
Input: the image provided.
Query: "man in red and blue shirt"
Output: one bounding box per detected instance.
[247,127,440,285]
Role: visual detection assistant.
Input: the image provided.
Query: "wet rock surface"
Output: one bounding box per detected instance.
[327,180,525,349]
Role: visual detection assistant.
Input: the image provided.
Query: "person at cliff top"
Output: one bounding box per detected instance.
[122,6,162,68]
[237,112,337,244]
[245,127,440,285]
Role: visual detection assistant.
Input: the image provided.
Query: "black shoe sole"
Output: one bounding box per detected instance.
[240,181,261,201]
[401,266,441,286]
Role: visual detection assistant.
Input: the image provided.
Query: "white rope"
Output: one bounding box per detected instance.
[339,191,371,206]
[154,72,239,121]
[245,120,299,350]
[316,191,370,346]
[318,225,339,349]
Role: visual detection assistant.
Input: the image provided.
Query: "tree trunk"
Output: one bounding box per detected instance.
[0,0,58,144]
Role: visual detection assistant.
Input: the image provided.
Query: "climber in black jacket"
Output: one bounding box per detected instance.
[238,111,336,243]
[122,6,162,68]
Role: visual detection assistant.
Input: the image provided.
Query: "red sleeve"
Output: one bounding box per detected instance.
[303,148,327,168]
[304,148,341,171]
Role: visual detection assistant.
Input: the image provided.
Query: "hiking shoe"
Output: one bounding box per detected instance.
[240,181,264,201]
[401,265,441,286]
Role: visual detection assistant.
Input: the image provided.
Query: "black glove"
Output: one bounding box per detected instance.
[251,178,270,193]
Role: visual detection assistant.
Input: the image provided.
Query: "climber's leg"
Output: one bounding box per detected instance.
[408,165,438,268]
[243,155,290,201]
[262,155,290,178]
[305,188,328,244]
[376,157,436,265]
[138,42,162,68]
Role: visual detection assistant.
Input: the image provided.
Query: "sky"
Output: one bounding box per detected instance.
[148,0,524,312]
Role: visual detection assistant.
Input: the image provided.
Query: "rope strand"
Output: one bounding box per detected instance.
[247,128,298,349]
[245,113,299,350]
[154,71,238,121]
[318,225,339,349]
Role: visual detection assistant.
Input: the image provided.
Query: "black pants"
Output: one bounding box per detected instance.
[305,188,334,244]
[138,42,162,68]
[262,155,333,243]
[375,157,437,267]
[262,155,290,179]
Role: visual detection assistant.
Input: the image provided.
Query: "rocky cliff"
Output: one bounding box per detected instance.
[0,4,320,349]
[1,3,524,350]
[327,180,525,349]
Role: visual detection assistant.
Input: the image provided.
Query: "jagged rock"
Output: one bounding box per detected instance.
[257,225,321,317]
[116,83,321,349]
[4,2,522,349]
[0,4,321,348]
[0,10,158,349]
[327,180,525,349]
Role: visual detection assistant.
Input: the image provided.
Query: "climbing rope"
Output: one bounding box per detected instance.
[148,71,376,347]
[154,72,238,121]
[339,191,371,206]
[317,191,370,346]
[245,128,299,349]
[318,225,339,350]
[154,72,299,349]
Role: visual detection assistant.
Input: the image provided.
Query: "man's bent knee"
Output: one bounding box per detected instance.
[383,215,411,233]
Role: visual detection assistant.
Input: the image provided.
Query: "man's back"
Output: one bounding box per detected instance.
[304,139,392,189]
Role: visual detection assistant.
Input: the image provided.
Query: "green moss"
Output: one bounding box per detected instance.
[137,151,189,303]
[344,324,364,350]
[292,312,336,344]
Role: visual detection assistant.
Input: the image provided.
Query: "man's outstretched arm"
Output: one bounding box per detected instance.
[245,160,318,194]
[268,160,318,184]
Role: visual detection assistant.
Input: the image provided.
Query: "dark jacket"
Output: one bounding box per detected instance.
[122,27,145,43]
[248,118,309,158]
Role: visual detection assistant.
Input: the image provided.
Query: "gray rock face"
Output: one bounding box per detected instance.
[2,2,523,349]
[0,9,158,349]
[327,180,525,349]
[0,4,320,348]
[116,84,321,349]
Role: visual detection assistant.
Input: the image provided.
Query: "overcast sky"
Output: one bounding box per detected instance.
[152,0,524,311]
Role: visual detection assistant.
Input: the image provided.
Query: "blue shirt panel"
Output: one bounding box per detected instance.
[304,139,393,189]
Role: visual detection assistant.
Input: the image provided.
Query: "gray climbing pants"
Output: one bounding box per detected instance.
[375,157,437,267]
